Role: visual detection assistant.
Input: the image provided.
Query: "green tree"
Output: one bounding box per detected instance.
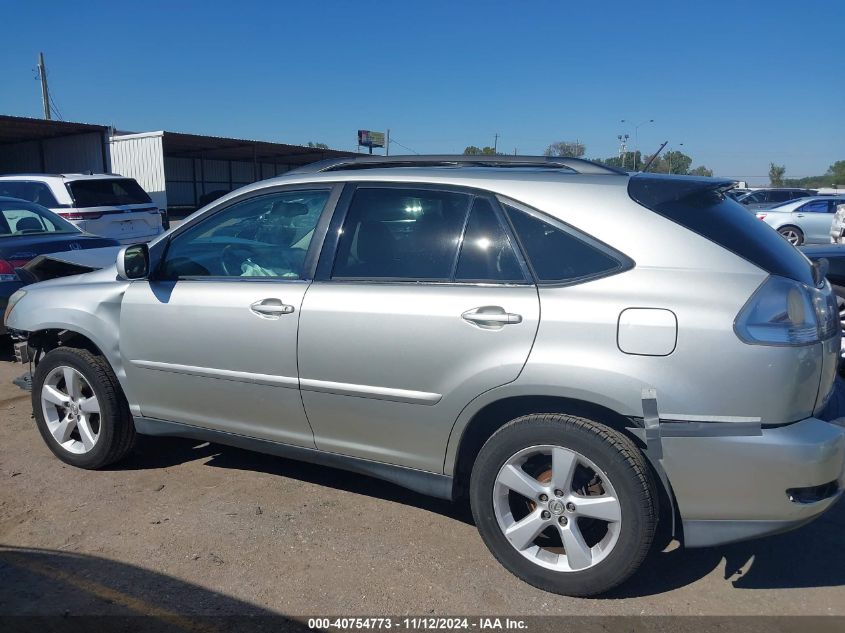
[464,145,497,155]
[689,165,714,177]
[769,163,786,187]
[544,141,586,158]
[307,142,329,149]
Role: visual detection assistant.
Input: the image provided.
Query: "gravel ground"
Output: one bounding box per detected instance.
[1,345,844,622]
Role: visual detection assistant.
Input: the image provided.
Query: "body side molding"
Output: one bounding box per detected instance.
[133,416,455,500]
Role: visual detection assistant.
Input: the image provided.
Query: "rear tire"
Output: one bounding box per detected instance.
[469,414,657,596]
[778,225,804,245]
[32,347,135,469]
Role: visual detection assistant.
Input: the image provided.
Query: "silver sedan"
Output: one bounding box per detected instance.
[756,196,845,245]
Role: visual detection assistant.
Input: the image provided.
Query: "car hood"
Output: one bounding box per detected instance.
[20,245,122,284]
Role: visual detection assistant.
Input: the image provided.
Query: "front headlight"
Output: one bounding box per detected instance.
[4,289,26,325]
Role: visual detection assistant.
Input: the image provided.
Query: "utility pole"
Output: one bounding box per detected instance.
[493,133,499,154]
[38,52,50,120]
[385,129,390,156]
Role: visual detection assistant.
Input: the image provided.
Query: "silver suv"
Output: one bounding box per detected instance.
[5,156,845,596]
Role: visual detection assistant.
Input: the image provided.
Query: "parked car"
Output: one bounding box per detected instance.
[5,156,845,597]
[736,188,815,212]
[0,174,165,244]
[801,244,845,364]
[0,197,119,333]
[755,196,845,245]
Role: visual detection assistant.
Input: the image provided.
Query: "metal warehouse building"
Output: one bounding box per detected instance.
[109,130,354,218]
[0,115,355,218]
[0,115,110,174]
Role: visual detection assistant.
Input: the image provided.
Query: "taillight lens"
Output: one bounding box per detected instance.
[0,259,19,282]
[756,213,767,220]
[58,211,103,220]
[735,276,839,346]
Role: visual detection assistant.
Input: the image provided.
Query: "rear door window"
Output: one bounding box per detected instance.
[503,204,625,283]
[768,191,791,203]
[67,178,152,207]
[332,187,471,280]
[800,200,831,213]
[455,198,525,282]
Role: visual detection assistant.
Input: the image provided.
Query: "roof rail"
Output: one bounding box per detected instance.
[288,155,627,176]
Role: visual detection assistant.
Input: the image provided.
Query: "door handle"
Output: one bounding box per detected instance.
[250,299,295,317]
[462,306,523,327]
[796,214,805,217]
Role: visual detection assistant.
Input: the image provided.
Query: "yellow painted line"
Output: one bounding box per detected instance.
[0,550,222,633]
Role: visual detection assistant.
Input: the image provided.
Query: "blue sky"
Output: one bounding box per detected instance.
[1,1,842,183]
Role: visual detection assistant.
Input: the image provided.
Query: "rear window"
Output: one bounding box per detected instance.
[0,181,59,207]
[629,174,814,286]
[66,178,152,207]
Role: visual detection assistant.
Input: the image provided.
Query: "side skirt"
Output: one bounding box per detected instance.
[133,416,456,501]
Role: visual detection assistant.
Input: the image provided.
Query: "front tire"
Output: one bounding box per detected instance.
[469,414,657,596]
[32,347,136,469]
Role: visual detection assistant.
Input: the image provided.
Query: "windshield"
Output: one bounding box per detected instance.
[66,178,152,207]
[0,200,79,236]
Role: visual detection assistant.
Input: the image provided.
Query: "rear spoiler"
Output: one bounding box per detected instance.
[628,174,737,208]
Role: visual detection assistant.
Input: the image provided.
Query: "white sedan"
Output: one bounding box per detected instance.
[755,196,845,245]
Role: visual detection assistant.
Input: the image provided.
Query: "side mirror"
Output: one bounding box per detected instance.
[116,243,150,280]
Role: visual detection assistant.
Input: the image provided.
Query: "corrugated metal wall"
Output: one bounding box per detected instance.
[0,132,106,174]
[163,157,292,210]
[109,134,167,211]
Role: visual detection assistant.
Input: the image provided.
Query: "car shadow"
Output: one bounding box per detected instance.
[115,435,474,526]
[117,436,844,596]
[0,544,308,630]
[607,497,845,598]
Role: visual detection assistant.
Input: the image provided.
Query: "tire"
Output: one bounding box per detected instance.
[469,414,657,597]
[32,346,135,469]
[777,225,804,246]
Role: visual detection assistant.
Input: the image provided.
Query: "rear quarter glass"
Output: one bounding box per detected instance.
[628,175,814,287]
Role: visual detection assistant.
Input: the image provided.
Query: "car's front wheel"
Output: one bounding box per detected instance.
[469,414,657,596]
[32,346,136,469]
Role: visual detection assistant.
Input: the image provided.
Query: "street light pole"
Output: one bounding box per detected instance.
[621,118,654,170]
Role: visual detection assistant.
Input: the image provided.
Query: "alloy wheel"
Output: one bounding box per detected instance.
[493,444,622,572]
[40,365,101,454]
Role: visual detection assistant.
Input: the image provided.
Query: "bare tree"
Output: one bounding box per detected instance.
[544,141,586,158]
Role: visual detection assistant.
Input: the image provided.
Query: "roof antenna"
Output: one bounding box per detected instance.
[641,141,668,173]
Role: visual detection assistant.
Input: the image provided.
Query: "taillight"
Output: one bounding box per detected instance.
[58,211,103,220]
[0,259,20,282]
[756,213,767,220]
[735,276,839,346]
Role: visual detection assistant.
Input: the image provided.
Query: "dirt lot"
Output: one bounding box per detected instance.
[1,343,844,623]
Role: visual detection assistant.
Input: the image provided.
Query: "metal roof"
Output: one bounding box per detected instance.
[0,115,108,145]
[113,129,357,164]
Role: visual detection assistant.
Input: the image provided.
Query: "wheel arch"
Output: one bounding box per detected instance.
[446,390,681,542]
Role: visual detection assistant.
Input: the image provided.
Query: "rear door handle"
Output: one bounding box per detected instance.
[251,299,295,317]
[462,306,523,327]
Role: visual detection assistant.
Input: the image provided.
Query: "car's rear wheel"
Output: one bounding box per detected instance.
[469,414,657,596]
[32,346,135,469]
[778,225,804,245]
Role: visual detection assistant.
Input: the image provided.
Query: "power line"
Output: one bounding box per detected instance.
[388,137,419,155]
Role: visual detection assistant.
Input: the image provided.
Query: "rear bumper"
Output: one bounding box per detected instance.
[659,417,845,548]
